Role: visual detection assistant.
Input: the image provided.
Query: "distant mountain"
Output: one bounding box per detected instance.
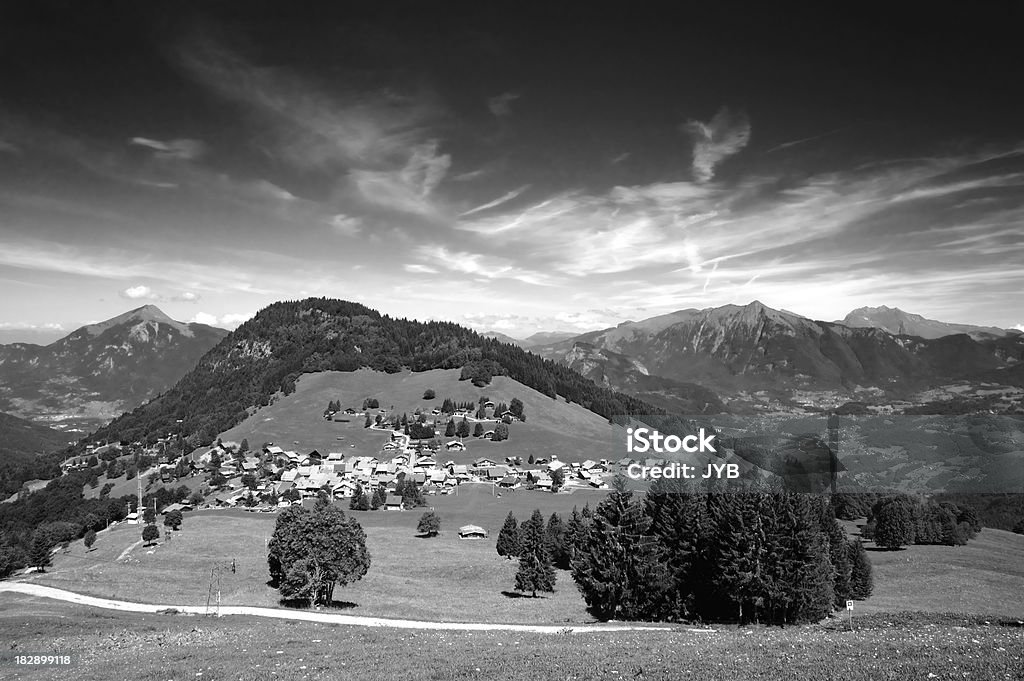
[561,341,725,414]
[82,299,666,451]
[0,411,69,496]
[480,331,523,346]
[522,331,584,347]
[0,305,228,432]
[838,306,1011,340]
[537,301,1024,397]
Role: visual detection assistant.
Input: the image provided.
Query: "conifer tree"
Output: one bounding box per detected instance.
[848,539,874,598]
[572,479,665,620]
[29,530,53,572]
[515,509,556,597]
[821,502,852,606]
[457,418,470,438]
[645,478,708,620]
[444,420,456,437]
[496,512,520,558]
[546,512,566,568]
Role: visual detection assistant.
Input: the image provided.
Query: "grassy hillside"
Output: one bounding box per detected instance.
[0,411,71,496]
[855,525,1024,618]
[218,368,623,463]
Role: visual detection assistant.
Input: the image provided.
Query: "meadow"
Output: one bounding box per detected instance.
[27,485,610,624]
[22,486,1024,628]
[217,368,623,464]
[2,594,1021,681]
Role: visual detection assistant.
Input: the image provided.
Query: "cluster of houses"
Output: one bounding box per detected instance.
[185,430,612,510]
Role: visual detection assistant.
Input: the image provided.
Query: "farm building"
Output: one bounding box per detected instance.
[458,525,488,538]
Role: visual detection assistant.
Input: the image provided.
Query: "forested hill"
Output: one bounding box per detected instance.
[83,299,665,450]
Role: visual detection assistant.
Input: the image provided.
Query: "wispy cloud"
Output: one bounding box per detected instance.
[459,185,530,217]
[130,137,207,161]
[488,92,520,118]
[683,106,751,183]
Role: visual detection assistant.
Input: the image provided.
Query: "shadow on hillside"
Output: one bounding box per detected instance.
[864,546,905,552]
[278,598,359,611]
[501,590,544,599]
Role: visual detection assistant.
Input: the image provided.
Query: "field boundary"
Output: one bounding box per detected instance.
[0,582,676,634]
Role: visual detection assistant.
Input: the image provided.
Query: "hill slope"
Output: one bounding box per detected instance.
[0,411,70,496]
[0,305,227,432]
[83,299,663,452]
[219,368,621,462]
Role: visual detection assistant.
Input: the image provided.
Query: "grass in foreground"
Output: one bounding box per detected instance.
[24,500,1024,625]
[1,595,1021,681]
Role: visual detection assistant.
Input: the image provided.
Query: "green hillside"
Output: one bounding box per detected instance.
[219,368,622,463]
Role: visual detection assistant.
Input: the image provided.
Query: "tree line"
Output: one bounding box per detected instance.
[496,479,874,625]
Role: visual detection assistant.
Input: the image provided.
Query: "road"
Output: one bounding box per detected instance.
[0,582,678,634]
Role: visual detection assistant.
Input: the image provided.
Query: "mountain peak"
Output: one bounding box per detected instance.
[81,305,192,338]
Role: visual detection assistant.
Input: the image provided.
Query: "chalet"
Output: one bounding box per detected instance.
[473,457,497,468]
[498,410,519,421]
[547,460,567,472]
[160,502,191,515]
[265,445,285,457]
[482,430,496,440]
[486,467,507,480]
[383,495,404,511]
[535,475,553,490]
[498,475,520,489]
[458,525,488,538]
[280,470,298,482]
[445,441,466,451]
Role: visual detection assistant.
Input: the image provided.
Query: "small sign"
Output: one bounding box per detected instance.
[846,600,854,611]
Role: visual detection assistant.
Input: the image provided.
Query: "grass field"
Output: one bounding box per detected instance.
[25,485,611,624]
[217,368,623,463]
[21,487,1024,629]
[2,595,1022,681]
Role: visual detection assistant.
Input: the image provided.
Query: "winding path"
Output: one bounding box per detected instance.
[0,582,679,634]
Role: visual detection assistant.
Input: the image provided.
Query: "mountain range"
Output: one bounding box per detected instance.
[0,305,228,433]
[837,306,1013,340]
[535,301,1024,404]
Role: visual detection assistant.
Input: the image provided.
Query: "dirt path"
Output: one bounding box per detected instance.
[0,582,677,634]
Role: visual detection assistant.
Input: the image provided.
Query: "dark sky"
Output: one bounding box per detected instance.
[1,1,1022,340]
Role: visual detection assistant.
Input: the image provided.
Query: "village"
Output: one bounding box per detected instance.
[62,395,620,524]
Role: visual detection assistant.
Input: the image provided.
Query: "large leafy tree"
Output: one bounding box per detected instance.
[417,511,441,537]
[267,503,370,607]
[874,499,915,550]
[515,509,556,597]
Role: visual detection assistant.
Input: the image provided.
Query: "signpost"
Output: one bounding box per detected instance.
[846,599,854,630]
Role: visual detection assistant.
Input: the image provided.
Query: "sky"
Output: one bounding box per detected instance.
[1,2,1023,344]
